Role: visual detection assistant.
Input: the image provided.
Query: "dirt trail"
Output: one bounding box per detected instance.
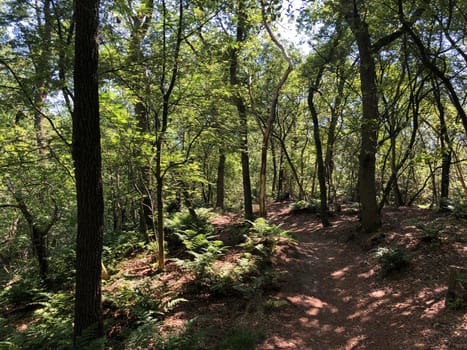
[256,203,466,350]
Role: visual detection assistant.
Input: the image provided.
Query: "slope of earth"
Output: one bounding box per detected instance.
[107,203,466,349]
[256,203,466,349]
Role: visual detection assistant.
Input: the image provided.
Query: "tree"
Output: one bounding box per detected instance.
[303,21,345,227]
[338,0,381,232]
[229,0,254,220]
[72,0,104,345]
[215,153,226,209]
[257,0,293,218]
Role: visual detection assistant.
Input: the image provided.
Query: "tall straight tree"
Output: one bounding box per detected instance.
[229,0,253,220]
[339,0,381,232]
[72,0,104,345]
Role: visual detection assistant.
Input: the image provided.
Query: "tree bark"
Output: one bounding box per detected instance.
[128,1,155,239]
[230,0,253,220]
[6,184,58,288]
[215,152,226,209]
[273,134,306,200]
[433,80,452,210]
[340,0,381,232]
[308,88,331,227]
[72,0,104,345]
[154,0,184,270]
[325,70,345,206]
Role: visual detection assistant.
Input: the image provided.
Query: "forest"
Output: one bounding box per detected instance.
[0,0,466,349]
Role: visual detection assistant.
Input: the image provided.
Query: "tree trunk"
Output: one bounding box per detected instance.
[72,0,104,345]
[113,169,123,234]
[341,0,381,232]
[156,172,165,269]
[135,101,154,240]
[390,131,404,207]
[258,0,293,217]
[33,0,52,157]
[452,150,467,195]
[401,15,467,136]
[153,0,184,271]
[308,86,330,227]
[325,72,344,207]
[230,0,253,220]
[215,152,226,209]
[433,80,452,210]
[7,185,57,288]
[127,2,155,239]
[446,266,467,308]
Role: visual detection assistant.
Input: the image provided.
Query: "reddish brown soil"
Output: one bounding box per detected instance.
[255,203,466,349]
[109,203,466,349]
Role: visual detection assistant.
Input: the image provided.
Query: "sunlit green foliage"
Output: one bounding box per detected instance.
[0,0,466,347]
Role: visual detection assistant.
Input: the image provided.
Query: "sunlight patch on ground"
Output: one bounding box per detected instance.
[260,335,303,349]
[344,334,367,349]
[331,266,350,279]
[357,268,375,278]
[286,294,335,318]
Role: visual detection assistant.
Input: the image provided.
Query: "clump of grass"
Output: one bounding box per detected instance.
[218,325,264,350]
[263,298,289,312]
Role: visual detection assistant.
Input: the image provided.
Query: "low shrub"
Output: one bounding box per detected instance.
[124,317,207,350]
[218,324,264,350]
[0,277,46,307]
[373,245,410,277]
[241,218,292,260]
[1,292,74,349]
[290,199,320,213]
[104,278,186,323]
[452,196,467,219]
[166,208,221,254]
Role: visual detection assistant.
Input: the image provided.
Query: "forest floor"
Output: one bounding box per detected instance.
[155,202,466,350]
[3,203,466,349]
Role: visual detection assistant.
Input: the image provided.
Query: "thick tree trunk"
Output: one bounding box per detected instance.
[341,0,381,232]
[230,0,253,220]
[446,266,467,308]
[135,101,154,239]
[215,153,226,209]
[72,0,104,345]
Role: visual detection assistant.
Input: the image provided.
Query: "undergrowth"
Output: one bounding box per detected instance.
[175,218,291,299]
[166,208,222,254]
[0,213,291,349]
[290,199,320,213]
[0,292,73,349]
[373,245,411,277]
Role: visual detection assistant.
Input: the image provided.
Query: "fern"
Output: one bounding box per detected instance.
[373,245,410,277]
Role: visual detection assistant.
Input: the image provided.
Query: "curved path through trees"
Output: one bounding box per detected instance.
[256,203,465,349]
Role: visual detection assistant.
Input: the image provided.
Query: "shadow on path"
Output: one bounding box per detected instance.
[257,203,466,350]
